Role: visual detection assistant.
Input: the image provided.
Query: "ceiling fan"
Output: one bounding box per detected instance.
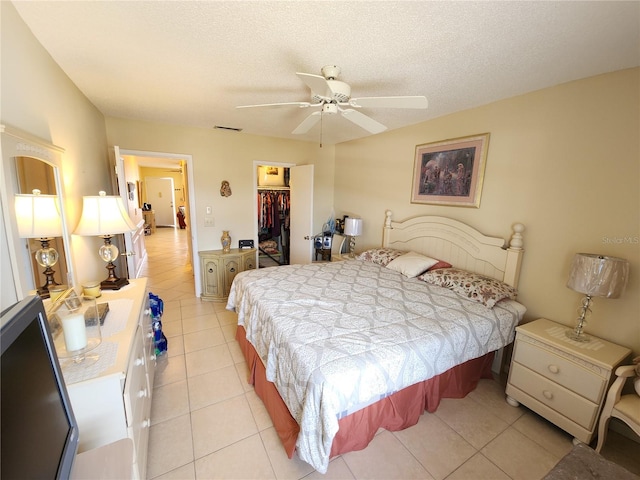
[236,65,428,135]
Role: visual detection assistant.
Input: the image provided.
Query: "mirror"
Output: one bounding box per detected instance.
[0,125,74,301]
[15,156,70,293]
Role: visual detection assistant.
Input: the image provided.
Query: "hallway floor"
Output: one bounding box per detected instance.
[140,227,640,479]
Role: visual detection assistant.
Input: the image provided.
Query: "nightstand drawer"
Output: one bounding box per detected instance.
[510,362,598,429]
[514,338,605,403]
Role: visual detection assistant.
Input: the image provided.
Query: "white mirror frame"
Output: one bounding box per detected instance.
[0,124,75,300]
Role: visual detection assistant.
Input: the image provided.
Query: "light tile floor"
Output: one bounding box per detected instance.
[142,227,640,479]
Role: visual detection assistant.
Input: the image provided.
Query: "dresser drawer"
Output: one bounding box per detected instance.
[514,338,605,403]
[509,362,598,429]
[128,403,151,480]
[124,328,149,428]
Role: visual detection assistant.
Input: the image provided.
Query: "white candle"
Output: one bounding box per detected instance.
[61,313,87,352]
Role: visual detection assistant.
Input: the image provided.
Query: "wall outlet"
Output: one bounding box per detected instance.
[204,217,214,227]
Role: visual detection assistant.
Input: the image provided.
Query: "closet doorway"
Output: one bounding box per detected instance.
[254,162,314,267]
[257,165,290,267]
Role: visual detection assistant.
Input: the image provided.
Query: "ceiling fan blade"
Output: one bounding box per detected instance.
[296,72,331,98]
[340,109,387,134]
[349,96,428,109]
[236,101,317,109]
[292,111,321,134]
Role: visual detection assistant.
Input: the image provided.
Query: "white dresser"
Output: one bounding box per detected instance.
[505,318,630,444]
[60,279,155,480]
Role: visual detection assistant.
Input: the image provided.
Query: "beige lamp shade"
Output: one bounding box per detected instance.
[14,189,63,238]
[344,217,363,236]
[566,253,629,299]
[74,191,136,236]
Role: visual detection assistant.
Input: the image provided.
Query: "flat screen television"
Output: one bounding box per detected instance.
[1,295,80,479]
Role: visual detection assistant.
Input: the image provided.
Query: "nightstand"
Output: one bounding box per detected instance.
[505,318,630,444]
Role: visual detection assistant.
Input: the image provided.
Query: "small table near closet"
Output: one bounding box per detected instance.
[142,210,156,234]
[315,248,331,261]
[199,248,256,302]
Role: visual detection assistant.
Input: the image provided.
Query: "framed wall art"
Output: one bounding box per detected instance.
[411,133,490,207]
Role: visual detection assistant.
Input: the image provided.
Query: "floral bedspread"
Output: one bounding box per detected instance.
[226,260,525,472]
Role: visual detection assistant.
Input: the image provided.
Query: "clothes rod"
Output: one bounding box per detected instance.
[257,186,290,191]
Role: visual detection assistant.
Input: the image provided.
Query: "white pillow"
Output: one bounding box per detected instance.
[385,252,439,278]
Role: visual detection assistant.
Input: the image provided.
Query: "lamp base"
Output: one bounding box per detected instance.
[101,277,129,290]
[101,258,129,290]
[37,286,52,299]
[37,259,59,299]
[565,329,590,343]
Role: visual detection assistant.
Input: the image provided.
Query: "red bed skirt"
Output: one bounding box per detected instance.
[236,326,494,460]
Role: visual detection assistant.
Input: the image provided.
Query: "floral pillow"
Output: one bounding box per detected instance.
[418,268,517,308]
[356,248,405,266]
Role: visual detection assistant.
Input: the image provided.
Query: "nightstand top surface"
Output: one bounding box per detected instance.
[516,318,631,368]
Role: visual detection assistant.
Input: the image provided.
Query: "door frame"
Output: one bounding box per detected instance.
[118,148,200,294]
[253,160,293,266]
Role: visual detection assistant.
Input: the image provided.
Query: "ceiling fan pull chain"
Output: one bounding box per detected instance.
[319,109,323,148]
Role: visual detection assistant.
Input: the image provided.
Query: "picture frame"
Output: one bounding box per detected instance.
[127,182,136,202]
[411,133,490,208]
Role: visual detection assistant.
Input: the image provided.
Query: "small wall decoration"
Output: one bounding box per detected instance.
[127,181,136,202]
[411,133,489,208]
[220,180,232,197]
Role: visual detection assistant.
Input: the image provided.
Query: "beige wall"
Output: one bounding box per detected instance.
[104,118,335,254]
[334,68,639,355]
[1,1,112,299]
[138,166,187,208]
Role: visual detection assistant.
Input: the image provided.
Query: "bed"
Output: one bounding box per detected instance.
[227,210,526,472]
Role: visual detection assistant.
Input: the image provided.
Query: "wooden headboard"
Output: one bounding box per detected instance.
[382,210,525,288]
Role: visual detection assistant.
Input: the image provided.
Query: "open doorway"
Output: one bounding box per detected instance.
[119,150,198,292]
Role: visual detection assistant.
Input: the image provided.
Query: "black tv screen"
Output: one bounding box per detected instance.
[1,295,79,479]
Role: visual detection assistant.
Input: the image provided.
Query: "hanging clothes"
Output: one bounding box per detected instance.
[258,190,290,231]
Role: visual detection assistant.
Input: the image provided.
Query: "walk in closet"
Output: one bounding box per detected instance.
[257,166,290,267]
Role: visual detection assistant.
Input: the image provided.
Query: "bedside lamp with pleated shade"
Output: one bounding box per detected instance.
[14,189,63,298]
[73,191,136,290]
[566,253,629,342]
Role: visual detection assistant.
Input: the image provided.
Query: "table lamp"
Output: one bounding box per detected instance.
[566,253,629,342]
[343,217,363,258]
[73,191,136,290]
[14,189,63,298]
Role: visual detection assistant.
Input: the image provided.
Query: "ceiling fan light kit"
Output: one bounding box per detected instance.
[236,64,428,137]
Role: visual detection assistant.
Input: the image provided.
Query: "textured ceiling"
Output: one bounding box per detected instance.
[12,1,640,145]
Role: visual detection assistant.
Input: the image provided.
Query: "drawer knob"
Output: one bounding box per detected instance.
[543,390,554,400]
[548,365,560,374]
[142,419,151,428]
[208,268,214,273]
[229,267,236,273]
[135,357,144,366]
[138,388,148,398]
